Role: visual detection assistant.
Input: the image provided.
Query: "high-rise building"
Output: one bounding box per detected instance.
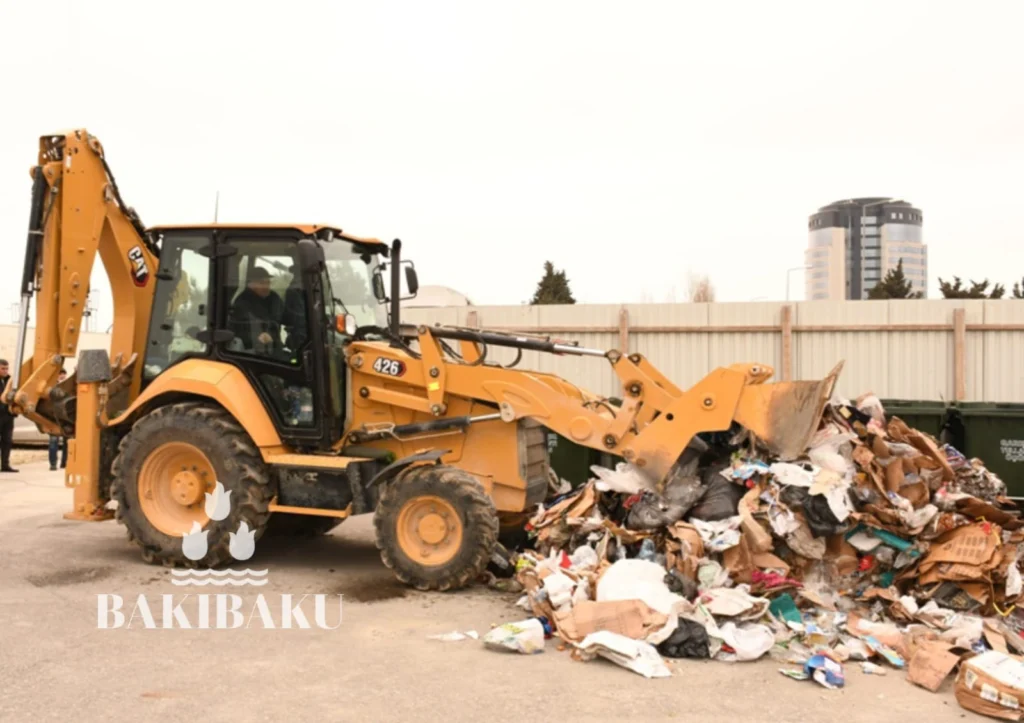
[806,198,927,301]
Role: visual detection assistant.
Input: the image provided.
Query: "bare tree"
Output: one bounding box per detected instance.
[687,273,716,303]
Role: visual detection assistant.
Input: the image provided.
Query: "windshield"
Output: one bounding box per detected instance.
[321,238,386,329]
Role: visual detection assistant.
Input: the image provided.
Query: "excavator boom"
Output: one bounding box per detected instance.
[6,131,158,520]
[6,131,157,431]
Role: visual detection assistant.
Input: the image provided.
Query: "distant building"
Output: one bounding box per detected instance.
[806,198,927,300]
[403,285,472,308]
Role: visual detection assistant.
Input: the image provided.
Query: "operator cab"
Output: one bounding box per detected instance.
[140,224,415,450]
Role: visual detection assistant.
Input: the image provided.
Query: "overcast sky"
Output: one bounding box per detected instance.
[1,0,1022,328]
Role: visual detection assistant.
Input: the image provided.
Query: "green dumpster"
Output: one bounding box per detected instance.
[878,399,947,440]
[882,399,1024,501]
[546,431,616,488]
[945,403,1024,501]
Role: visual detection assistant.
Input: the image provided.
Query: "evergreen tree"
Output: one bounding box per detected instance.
[939,276,1005,299]
[529,261,576,304]
[867,259,922,299]
[1012,278,1024,299]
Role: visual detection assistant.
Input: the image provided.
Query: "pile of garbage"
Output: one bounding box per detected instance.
[491,394,1024,712]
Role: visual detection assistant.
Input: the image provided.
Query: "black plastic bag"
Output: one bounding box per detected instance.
[687,465,746,521]
[779,485,845,538]
[625,491,686,530]
[803,494,846,538]
[657,618,710,659]
[664,569,699,601]
[662,443,707,517]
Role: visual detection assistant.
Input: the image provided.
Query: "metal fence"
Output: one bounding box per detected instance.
[404,300,1024,403]
[1,298,1020,402]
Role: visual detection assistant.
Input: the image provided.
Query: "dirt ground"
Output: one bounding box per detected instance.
[0,461,983,722]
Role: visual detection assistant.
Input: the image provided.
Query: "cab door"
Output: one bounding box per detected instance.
[213,232,326,447]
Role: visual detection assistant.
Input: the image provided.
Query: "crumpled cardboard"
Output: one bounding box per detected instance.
[827,534,859,576]
[908,641,961,692]
[916,522,1004,587]
[666,521,704,580]
[553,599,668,645]
[739,485,774,553]
[699,586,769,620]
[901,481,931,509]
[531,482,599,545]
[888,418,955,482]
[723,533,755,584]
[885,460,905,494]
[956,651,1024,721]
[786,515,826,560]
[956,498,1024,531]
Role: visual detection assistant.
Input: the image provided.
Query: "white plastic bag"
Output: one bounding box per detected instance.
[596,559,686,617]
[575,631,671,678]
[591,462,655,495]
[570,545,599,572]
[713,622,775,662]
[483,618,545,654]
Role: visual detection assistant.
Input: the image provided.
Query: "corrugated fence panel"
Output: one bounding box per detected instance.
[886,300,978,402]
[794,301,889,399]
[403,306,466,328]
[535,304,619,395]
[467,305,618,395]
[983,301,1024,402]
[627,303,710,390]
[708,303,783,380]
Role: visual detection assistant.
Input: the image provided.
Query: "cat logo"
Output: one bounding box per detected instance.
[127,245,149,287]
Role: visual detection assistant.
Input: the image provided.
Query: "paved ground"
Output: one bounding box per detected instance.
[0,461,981,722]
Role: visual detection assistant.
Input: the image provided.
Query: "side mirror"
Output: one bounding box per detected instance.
[404,264,419,296]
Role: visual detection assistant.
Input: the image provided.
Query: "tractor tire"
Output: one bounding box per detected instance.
[110,402,273,567]
[374,464,498,592]
[264,513,344,538]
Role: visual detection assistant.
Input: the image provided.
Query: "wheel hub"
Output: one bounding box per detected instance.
[138,441,216,536]
[396,495,463,566]
[172,470,204,506]
[417,513,448,545]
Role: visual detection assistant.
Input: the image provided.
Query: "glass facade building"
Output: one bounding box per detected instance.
[806,198,926,301]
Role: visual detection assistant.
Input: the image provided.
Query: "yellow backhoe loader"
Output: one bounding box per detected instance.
[7,130,841,590]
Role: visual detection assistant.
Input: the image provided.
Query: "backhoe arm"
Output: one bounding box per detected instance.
[349,327,841,483]
[5,131,158,433]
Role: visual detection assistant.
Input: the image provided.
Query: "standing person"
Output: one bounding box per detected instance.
[0,359,17,473]
[48,369,68,471]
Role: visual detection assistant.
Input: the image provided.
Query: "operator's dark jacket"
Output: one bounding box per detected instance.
[229,288,286,351]
[0,375,12,420]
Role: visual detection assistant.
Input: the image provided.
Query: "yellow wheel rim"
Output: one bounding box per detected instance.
[138,441,216,537]
[396,495,463,566]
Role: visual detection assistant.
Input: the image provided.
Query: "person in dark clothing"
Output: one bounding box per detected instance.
[49,369,68,471]
[0,359,17,472]
[229,267,286,354]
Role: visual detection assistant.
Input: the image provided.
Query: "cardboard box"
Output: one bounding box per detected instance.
[553,599,668,644]
[955,651,1024,720]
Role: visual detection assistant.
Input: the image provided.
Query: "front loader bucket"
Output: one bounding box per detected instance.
[732,362,844,460]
